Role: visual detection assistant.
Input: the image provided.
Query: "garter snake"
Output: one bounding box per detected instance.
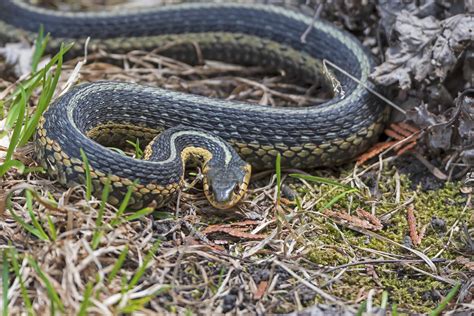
[0,0,388,209]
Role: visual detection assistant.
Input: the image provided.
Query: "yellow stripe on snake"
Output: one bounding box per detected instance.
[0,0,388,209]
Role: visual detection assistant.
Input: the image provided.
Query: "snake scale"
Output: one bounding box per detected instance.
[0,0,387,209]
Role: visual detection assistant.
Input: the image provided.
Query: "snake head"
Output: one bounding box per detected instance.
[203,163,251,209]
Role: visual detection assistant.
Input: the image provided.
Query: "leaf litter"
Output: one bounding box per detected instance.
[370,1,474,182]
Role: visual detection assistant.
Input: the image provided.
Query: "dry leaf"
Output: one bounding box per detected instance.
[432,14,474,79]
[254,280,268,300]
[371,11,440,89]
[324,209,383,231]
[407,204,423,246]
[371,12,473,89]
[356,141,397,165]
[202,221,267,242]
[355,208,383,230]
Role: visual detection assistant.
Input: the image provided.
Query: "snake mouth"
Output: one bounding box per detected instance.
[203,163,251,209]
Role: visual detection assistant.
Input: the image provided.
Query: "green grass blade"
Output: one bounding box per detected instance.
[77,281,94,316]
[46,215,57,241]
[380,290,389,310]
[322,188,358,210]
[120,275,127,295]
[1,41,72,175]
[124,206,154,222]
[391,303,398,316]
[79,149,92,201]
[4,76,39,129]
[19,46,64,146]
[107,246,129,284]
[25,190,50,241]
[31,25,49,73]
[355,300,367,316]
[120,297,154,314]
[2,251,9,316]
[1,39,72,176]
[4,98,24,130]
[126,139,144,159]
[0,160,25,177]
[6,39,70,128]
[289,173,353,190]
[46,192,56,202]
[22,166,44,174]
[27,256,64,313]
[9,248,33,316]
[91,178,111,249]
[43,44,64,106]
[111,180,138,226]
[9,207,49,241]
[275,153,281,203]
[8,42,73,103]
[6,73,42,111]
[119,288,170,314]
[429,282,461,316]
[4,87,26,162]
[16,71,52,146]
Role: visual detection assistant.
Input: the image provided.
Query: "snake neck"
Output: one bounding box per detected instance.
[143,125,238,168]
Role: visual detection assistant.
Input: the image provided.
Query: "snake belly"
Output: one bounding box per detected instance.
[0,1,388,208]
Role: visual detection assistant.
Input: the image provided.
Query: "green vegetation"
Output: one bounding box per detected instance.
[292,166,469,313]
[126,139,144,159]
[0,27,72,177]
[28,256,65,314]
[429,282,461,316]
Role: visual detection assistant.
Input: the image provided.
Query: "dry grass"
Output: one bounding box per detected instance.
[0,1,472,315]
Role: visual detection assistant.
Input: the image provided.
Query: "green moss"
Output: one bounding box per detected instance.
[307,245,350,266]
[297,166,471,313]
[323,269,447,312]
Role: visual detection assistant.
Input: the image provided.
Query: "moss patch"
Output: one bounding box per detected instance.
[297,164,471,313]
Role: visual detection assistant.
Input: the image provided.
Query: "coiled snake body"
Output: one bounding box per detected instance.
[0,0,387,209]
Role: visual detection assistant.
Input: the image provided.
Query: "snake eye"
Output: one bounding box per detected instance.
[234,184,241,195]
